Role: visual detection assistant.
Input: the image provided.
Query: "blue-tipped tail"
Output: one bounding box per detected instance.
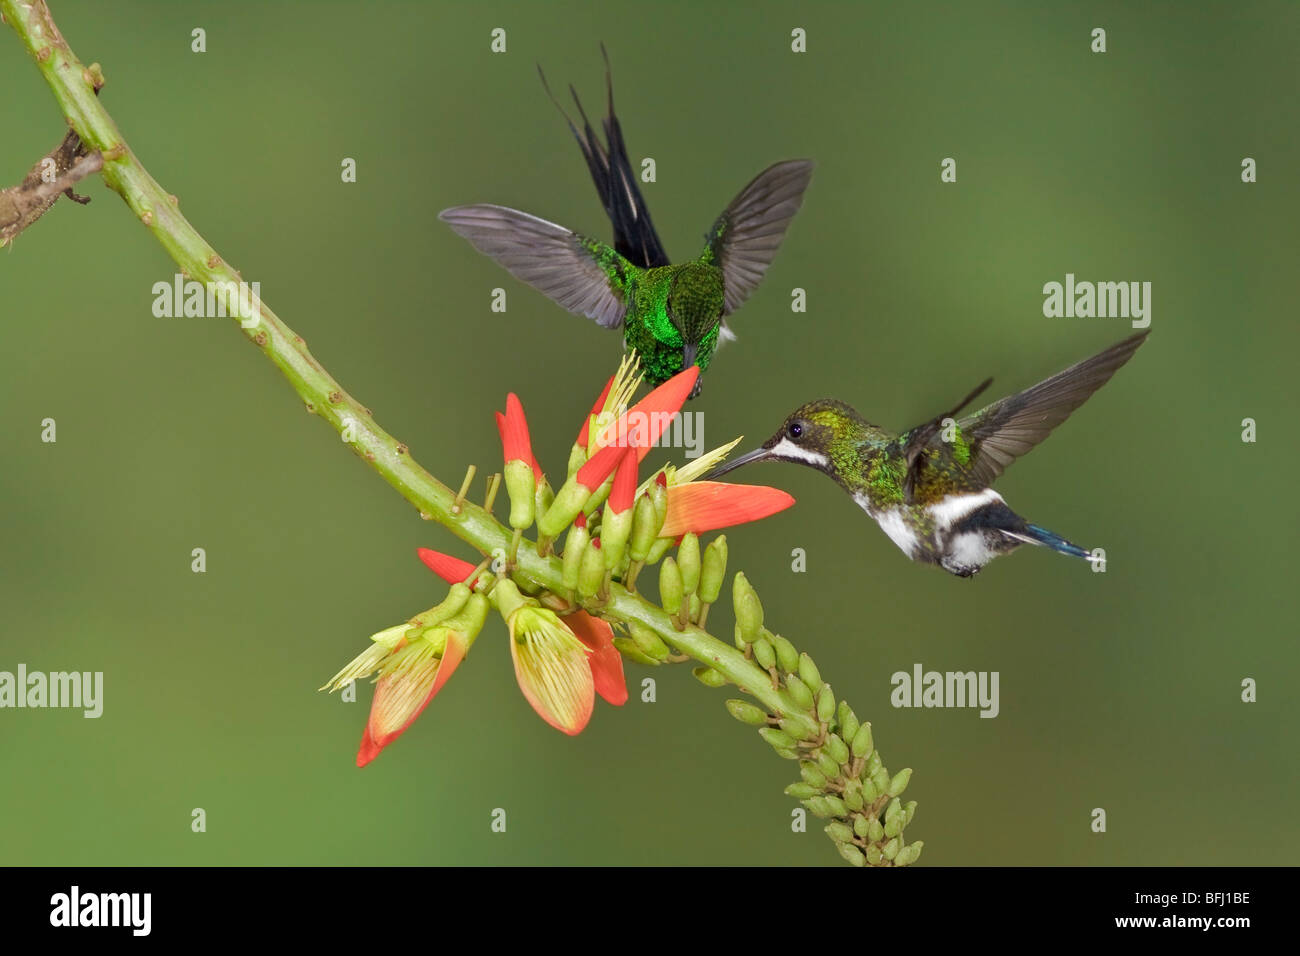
[1024,524,1091,559]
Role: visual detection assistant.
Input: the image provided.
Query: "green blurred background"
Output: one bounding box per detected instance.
[2,1,1296,865]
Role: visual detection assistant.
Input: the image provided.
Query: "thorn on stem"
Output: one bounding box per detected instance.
[452,464,477,515]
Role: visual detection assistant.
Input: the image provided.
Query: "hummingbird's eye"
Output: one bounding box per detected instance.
[788,422,803,439]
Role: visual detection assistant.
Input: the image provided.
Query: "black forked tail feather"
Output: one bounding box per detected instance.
[537,45,670,269]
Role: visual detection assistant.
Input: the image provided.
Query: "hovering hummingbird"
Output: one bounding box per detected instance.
[707,333,1149,577]
[438,48,814,398]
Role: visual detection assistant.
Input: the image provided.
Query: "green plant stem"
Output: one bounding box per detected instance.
[1,0,817,733]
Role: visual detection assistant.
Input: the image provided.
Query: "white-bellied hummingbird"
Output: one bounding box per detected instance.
[707,333,1149,576]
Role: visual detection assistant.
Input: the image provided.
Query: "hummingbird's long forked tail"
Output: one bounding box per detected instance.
[1013,524,1091,560]
[537,45,671,270]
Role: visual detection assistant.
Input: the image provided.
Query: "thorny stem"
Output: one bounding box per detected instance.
[0,0,814,735]
[3,0,922,863]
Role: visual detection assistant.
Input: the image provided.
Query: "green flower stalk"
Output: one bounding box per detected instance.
[2,0,922,866]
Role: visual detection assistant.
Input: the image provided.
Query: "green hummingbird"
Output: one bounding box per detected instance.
[707,333,1149,577]
[438,48,814,398]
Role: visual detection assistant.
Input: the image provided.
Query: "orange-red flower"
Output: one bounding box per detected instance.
[418,548,627,734]
[495,392,544,482]
[659,481,795,538]
[356,628,467,767]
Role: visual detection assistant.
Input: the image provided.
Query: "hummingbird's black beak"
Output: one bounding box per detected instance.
[682,344,702,399]
[704,446,772,480]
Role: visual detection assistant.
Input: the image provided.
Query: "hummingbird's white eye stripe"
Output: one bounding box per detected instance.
[927,488,1005,531]
[767,437,829,469]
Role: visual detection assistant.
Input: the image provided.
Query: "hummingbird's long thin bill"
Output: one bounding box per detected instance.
[704,447,771,480]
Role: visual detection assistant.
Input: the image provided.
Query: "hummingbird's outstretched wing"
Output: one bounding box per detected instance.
[439,204,636,329]
[703,159,815,316]
[538,46,671,270]
[901,332,1150,498]
[900,377,993,499]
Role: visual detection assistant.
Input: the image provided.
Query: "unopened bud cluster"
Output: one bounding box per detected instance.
[726,572,922,867]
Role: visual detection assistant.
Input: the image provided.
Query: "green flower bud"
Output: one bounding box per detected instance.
[861,780,880,806]
[884,816,901,839]
[691,665,726,687]
[601,501,633,571]
[826,821,855,844]
[853,814,871,839]
[851,722,874,759]
[560,519,589,592]
[613,636,660,667]
[759,727,796,750]
[865,844,884,866]
[658,557,684,616]
[823,795,848,818]
[537,476,592,538]
[644,535,673,566]
[799,762,827,790]
[774,747,799,760]
[816,751,839,780]
[566,442,586,480]
[582,473,614,516]
[503,459,536,530]
[649,472,668,526]
[803,796,833,819]
[725,699,768,726]
[577,537,606,601]
[677,533,701,596]
[752,636,776,670]
[816,685,836,724]
[797,653,821,692]
[887,768,912,798]
[843,785,864,813]
[865,751,883,777]
[699,535,727,604]
[785,782,818,800]
[628,494,659,563]
[534,478,554,522]
[688,593,701,622]
[785,675,815,711]
[779,716,819,741]
[629,621,670,662]
[904,801,917,827]
[885,797,902,823]
[903,841,923,865]
[868,816,884,843]
[837,843,866,868]
[837,702,860,744]
[882,837,901,862]
[824,733,850,766]
[771,633,799,673]
[732,572,763,644]
[871,768,891,794]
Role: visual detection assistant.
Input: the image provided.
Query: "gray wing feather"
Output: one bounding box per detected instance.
[959,332,1150,484]
[703,160,814,316]
[439,204,631,328]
